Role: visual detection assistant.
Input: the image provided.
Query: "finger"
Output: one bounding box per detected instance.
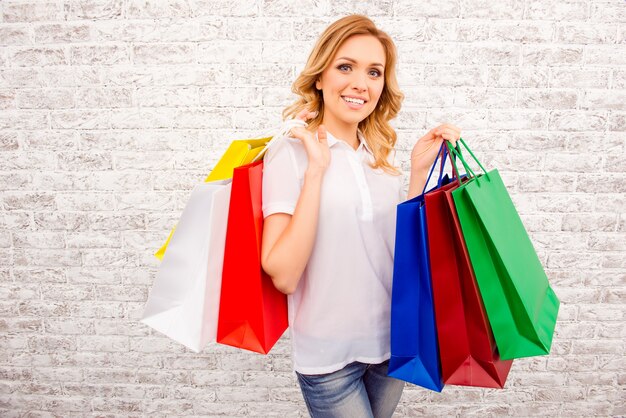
[289,126,308,141]
[439,128,461,141]
[317,125,328,145]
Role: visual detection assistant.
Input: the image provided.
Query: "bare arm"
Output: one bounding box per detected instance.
[261,168,325,295]
[261,111,330,295]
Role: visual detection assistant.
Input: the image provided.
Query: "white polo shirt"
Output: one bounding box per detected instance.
[262,129,405,375]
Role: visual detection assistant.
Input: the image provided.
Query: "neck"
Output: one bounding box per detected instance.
[321,115,359,150]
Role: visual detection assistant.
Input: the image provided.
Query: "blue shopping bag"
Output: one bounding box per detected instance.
[388,143,451,392]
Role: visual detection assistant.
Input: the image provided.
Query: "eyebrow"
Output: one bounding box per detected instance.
[335,57,385,69]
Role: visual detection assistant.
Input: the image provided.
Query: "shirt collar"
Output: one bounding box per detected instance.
[321,129,373,155]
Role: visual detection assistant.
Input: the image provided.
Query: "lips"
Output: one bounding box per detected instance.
[341,95,367,105]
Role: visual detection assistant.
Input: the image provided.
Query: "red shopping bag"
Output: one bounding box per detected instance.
[425,174,513,388]
[216,160,288,354]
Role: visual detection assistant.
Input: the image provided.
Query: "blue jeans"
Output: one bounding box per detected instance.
[295,359,405,418]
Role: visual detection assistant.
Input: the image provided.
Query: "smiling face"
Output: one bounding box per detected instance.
[315,34,387,133]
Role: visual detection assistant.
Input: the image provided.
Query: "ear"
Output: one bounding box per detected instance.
[315,78,322,90]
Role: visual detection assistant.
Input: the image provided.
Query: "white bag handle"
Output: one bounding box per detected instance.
[251,118,308,163]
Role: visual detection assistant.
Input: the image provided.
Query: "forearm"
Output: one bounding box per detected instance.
[262,169,324,294]
[406,167,429,200]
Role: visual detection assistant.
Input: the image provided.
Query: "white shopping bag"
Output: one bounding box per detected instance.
[141,180,231,352]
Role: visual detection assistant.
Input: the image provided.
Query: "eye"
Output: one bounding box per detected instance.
[369,69,382,77]
[337,64,351,72]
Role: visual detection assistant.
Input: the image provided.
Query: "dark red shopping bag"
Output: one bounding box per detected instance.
[217,160,288,354]
[425,165,513,388]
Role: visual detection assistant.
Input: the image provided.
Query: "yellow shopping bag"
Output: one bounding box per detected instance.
[154,137,272,260]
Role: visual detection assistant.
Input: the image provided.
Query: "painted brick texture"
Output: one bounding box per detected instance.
[0,0,624,416]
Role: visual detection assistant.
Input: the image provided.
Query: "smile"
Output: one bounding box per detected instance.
[341,96,365,109]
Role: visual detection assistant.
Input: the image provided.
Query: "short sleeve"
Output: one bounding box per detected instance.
[262,137,302,218]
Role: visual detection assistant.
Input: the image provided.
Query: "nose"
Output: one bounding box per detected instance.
[350,71,368,92]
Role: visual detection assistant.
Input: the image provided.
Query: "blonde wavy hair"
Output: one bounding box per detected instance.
[282,15,405,175]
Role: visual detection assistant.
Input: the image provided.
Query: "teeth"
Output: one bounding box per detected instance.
[343,96,364,105]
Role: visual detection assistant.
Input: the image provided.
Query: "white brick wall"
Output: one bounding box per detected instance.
[1,0,624,416]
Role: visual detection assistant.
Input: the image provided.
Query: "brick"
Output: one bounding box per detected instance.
[0,26,31,46]
[527,0,588,19]
[609,112,626,131]
[488,110,546,130]
[585,44,626,65]
[460,44,520,65]
[135,86,198,107]
[488,65,549,88]
[461,0,523,19]
[129,336,187,354]
[0,110,48,129]
[582,89,626,111]
[126,0,194,19]
[0,172,32,191]
[55,192,116,211]
[40,283,95,301]
[95,285,147,302]
[556,23,618,43]
[32,367,83,383]
[490,21,554,42]
[215,386,269,402]
[33,212,89,231]
[33,23,91,43]
[13,231,65,249]
[0,318,43,333]
[190,370,243,386]
[523,45,583,65]
[562,213,618,232]
[519,173,576,193]
[546,251,602,269]
[88,213,144,231]
[572,339,624,355]
[28,335,77,352]
[22,130,77,151]
[0,132,19,151]
[77,335,129,352]
[3,1,64,22]
[75,86,133,108]
[549,110,607,131]
[71,43,129,65]
[544,152,603,172]
[590,1,626,22]
[578,304,624,321]
[108,108,177,129]
[9,46,67,66]
[50,109,111,130]
[576,174,626,193]
[44,317,93,335]
[225,17,292,41]
[94,318,149,337]
[91,397,145,413]
[451,87,515,109]
[517,89,578,109]
[551,67,610,88]
[560,401,614,416]
[133,43,195,65]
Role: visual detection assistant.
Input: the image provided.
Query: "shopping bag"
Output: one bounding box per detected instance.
[425,146,513,388]
[447,139,559,360]
[388,144,449,392]
[154,137,272,260]
[216,159,288,354]
[141,180,232,352]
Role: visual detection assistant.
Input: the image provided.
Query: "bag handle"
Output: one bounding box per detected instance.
[445,138,489,183]
[251,118,308,163]
[421,142,448,196]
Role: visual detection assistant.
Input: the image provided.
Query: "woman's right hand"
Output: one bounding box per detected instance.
[288,109,330,174]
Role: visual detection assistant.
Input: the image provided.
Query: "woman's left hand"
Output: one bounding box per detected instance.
[410,123,462,173]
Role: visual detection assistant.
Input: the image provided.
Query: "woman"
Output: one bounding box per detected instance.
[261,15,461,418]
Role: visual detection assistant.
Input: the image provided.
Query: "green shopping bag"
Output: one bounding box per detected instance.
[446,140,559,360]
